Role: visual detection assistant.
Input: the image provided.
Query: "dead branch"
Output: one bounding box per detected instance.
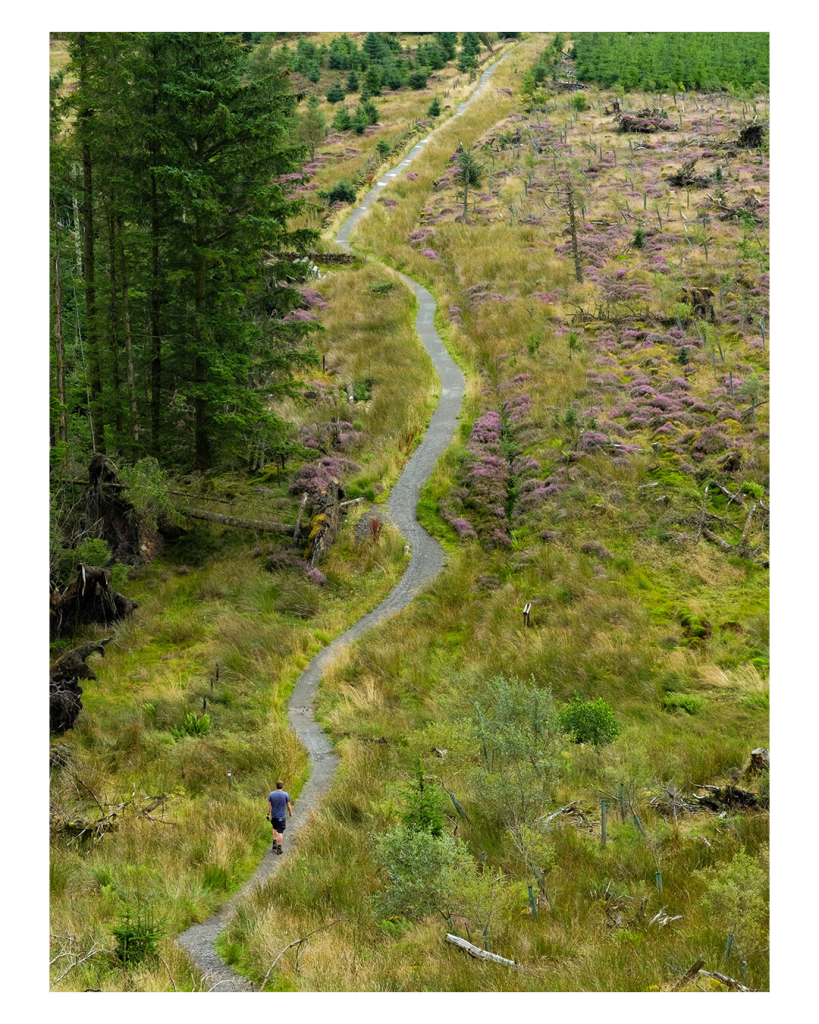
[50,940,114,988]
[711,480,747,510]
[702,527,732,552]
[260,921,343,989]
[291,492,309,548]
[445,934,522,969]
[737,503,757,552]
[698,969,753,992]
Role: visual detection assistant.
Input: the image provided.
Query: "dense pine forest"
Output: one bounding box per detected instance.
[49,31,769,995]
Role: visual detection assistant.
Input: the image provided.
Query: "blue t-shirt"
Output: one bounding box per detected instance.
[268,790,290,818]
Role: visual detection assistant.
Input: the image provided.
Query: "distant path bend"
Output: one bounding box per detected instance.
[176,47,514,993]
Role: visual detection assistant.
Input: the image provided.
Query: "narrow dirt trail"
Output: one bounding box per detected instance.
[176,49,513,993]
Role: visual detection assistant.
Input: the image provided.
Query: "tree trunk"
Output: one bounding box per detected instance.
[306,479,344,567]
[106,211,123,436]
[52,207,68,447]
[564,177,583,283]
[150,170,162,450]
[78,34,105,453]
[116,216,140,446]
[194,214,210,472]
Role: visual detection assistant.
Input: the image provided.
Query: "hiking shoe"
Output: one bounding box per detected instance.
[276,845,283,855]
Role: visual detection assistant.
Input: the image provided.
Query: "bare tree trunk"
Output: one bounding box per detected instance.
[78,34,105,453]
[106,211,123,436]
[150,97,162,450]
[564,175,583,283]
[193,213,210,472]
[52,207,68,447]
[116,216,140,446]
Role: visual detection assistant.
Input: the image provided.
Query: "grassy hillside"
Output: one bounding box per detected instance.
[49,259,436,991]
[49,31,769,994]
[220,35,769,992]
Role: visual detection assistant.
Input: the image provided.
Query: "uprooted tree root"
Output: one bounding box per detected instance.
[49,638,113,734]
[50,563,137,639]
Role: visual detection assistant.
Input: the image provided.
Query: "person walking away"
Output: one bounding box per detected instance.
[267,781,293,855]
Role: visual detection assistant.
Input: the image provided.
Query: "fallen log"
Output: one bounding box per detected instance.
[445,934,522,969]
[183,508,295,535]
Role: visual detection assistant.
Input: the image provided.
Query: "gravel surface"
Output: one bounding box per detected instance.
[176,47,513,993]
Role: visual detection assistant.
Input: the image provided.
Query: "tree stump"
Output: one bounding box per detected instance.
[306,479,344,568]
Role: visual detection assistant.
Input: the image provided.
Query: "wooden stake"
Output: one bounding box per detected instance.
[601,798,607,847]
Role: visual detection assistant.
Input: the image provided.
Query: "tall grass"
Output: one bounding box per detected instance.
[223,33,769,993]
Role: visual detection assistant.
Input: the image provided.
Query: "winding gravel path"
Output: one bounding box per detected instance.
[176,48,513,993]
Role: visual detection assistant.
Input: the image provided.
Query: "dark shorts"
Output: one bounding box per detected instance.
[271,817,286,833]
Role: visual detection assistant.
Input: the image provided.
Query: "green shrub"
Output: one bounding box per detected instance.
[428,97,441,118]
[370,825,473,920]
[741,480,764,500]
[112,909,162,965]
[570,93,589,112]
[75,537,112,567]
[326,81,346,104]
[633,225,646,249]
[400,756,445,837]
[662,692,705,715]
[695,847,769,956]
[327,180,357,205]
[559,693,619,747]
[171,712,211,739]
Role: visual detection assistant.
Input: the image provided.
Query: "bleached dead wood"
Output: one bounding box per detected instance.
[445,934,522,969]
[183,507,295,535]
[698,969,753,992]
[702,527,732,552]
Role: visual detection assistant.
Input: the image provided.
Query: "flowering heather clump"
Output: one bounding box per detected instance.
[289,456,361,499]
[281,309,319,322]
[492,528,511,547]
[503,394,533,423]
[421,248,439,260]
[531,289,562,303]
[578,431,611,451]
[469,410,503,447]
[512,455,540,475]
[449,305,463,325]
[655,422,676,435]
[378,197,399,209]
[499,373,533,392]
[450,517,477,538]
[265,551,308,573]
[581,541,613,561]
[540,530,559,542]
[407,172,418,180]
[305,568,327,586]
[299,288,328,310]
[691,427,730,455]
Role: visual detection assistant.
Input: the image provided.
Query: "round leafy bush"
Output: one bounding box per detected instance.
[326,180,357,204]
[559,694,619,747]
